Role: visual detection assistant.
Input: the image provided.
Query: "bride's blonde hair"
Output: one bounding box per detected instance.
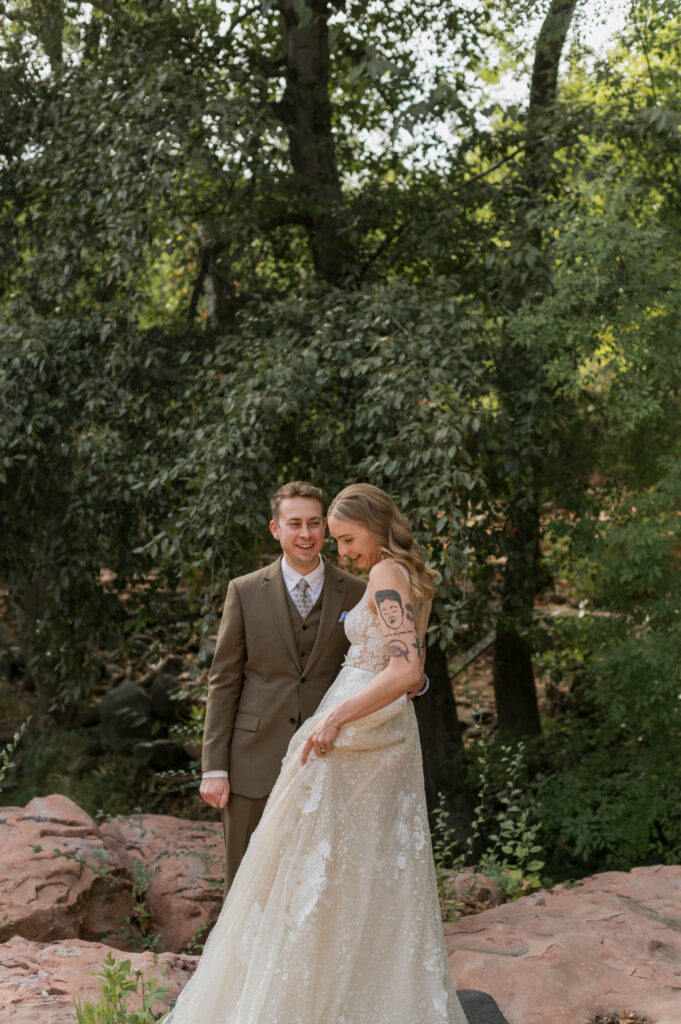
[328,483,436,603]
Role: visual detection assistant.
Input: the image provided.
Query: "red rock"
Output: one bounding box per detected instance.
[0,796,132,947]
[0,935,197,1024]
[452,871,504,914]
[0,795,224,954]
[446,865,681,1024]
[99,813,224,953]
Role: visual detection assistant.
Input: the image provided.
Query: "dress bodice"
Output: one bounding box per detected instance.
[343,590,391,674]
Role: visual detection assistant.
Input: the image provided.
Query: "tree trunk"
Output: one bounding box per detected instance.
[492,500,543,739]
[275,0,355,284]
[416,634,475,851]
[491,0,578,741]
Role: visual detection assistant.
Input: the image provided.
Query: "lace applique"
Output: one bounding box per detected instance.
[333,723,356,747]
[391,790,429,879]
[286,838,331,927]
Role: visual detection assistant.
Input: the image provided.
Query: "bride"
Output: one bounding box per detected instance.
[164,483,468,1024]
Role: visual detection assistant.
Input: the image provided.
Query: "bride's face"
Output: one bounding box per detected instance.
[328,516,382,569]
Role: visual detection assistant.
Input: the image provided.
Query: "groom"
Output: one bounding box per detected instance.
[200,480,366,891]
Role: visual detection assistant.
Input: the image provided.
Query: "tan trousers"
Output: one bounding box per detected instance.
[221,792,269,896]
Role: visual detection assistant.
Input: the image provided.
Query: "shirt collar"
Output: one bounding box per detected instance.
[281,553,326,591]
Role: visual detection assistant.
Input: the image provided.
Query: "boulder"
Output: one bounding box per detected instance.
[99,812,224,953]
[0,935,197,1024]
[98,681,153,751]
[0,795,223,954]
[452,871,504,915]
[0,795,131,948]
[149,673,191,723]
[446,865,681,1024]
[133,739,192,770]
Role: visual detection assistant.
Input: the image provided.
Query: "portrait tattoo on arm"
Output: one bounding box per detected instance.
[376,590,410,634]
[376,587,422,664]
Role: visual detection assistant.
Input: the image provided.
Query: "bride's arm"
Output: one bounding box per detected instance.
[301,560,426,763]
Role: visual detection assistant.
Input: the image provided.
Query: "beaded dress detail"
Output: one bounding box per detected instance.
[165,572,468,1024]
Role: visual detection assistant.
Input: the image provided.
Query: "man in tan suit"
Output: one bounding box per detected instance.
[199,481,366,891]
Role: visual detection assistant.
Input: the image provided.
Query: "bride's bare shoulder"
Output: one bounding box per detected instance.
[368,560,408,587]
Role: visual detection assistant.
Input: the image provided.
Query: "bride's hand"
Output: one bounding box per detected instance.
[301,721,340,765]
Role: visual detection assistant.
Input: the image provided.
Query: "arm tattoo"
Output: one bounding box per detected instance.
[388,639,411,661]
[376,589,410,634]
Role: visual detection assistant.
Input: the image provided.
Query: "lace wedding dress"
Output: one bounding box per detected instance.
[165,579,468,1024]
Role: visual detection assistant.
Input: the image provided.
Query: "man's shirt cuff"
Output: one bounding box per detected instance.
[202,770,229,779]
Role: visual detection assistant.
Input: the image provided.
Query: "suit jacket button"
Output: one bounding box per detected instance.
[289,716,296,725]
[301,677,307,684]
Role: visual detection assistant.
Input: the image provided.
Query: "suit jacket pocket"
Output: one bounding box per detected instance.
[234,710,259,732]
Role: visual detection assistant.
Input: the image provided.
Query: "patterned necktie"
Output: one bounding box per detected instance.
[292,577,313,619]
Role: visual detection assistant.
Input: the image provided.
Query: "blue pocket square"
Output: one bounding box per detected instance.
[338,611,348,622]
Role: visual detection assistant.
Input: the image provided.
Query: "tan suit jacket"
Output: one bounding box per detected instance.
[202,557,366,799]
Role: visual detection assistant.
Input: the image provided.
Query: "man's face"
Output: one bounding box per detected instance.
[270,497,326,575]
[379,599,403,631]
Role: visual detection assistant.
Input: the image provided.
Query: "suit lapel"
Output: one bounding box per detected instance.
[305,562,347,676]
[261,558,301,670]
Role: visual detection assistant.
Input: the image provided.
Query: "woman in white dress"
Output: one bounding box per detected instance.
[164,483,468,1024]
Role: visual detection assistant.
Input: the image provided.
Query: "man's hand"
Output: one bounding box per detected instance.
[200,776,230,808]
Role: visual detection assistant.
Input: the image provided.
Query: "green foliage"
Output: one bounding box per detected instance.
[479,743,545,893]
[72,952,168,1024]
[0,717,30,790]
[532,465,681,874]
[431,793,470,920]
[7,728,145,816]
[432,732,546,918]
[148,281,485,642]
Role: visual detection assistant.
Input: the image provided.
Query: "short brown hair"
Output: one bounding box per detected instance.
[270,481,324,522]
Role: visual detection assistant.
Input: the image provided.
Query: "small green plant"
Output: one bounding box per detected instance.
[0,717,30,790]
[183,920,209,954]
[72,951,168,1023]
[432,725,546,918]
[431,794,468,920]
[480,742,545,895]
[432,706,491,920]
[124,858,162,951]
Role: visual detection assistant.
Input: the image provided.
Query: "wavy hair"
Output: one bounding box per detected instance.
[328,483,436,603]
